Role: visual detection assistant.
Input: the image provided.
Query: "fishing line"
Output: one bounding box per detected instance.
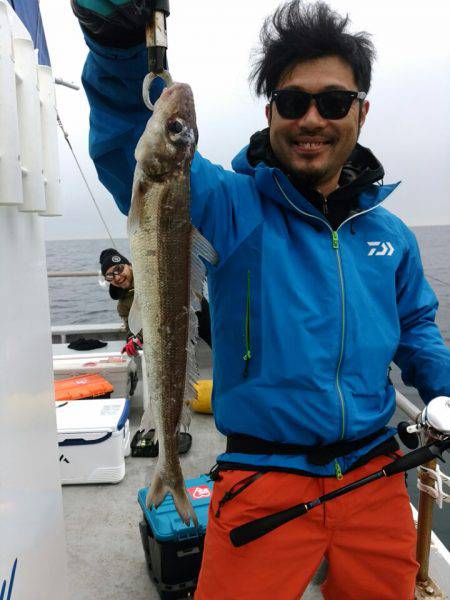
[56,113,117,249]
[425,273,450,288]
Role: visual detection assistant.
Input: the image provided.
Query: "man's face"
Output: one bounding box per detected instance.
[267,56,369,194]
[105,263,133,290]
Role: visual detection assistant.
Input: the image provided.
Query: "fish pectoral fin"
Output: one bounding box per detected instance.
[128,295,143,337]
[139,408,154,435]
[192,227,218,266]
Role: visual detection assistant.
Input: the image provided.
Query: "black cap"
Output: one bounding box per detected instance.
[99,248,130,276]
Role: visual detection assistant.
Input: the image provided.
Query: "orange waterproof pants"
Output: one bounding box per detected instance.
[195,455,418,600]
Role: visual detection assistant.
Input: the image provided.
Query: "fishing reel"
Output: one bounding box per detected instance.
[398,396,450,449]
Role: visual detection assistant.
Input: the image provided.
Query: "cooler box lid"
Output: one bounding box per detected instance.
[138,474,213,542]
[56,398,130,434]
[53,355,130,373]
[54,373,114,401]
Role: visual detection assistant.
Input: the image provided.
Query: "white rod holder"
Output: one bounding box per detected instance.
[37,65,62,217]
[14,37,46,212]
[0,1,23,206]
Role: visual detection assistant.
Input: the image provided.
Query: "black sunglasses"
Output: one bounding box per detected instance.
[271,89,366,120]
[104,263,125,281]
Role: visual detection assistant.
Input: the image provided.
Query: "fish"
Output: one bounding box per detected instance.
[127,83,218,525]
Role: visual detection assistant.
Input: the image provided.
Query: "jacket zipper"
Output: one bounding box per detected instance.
[273,175,386,473]
[331,229,346,441]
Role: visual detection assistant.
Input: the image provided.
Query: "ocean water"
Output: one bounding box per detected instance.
[46,226,450,549]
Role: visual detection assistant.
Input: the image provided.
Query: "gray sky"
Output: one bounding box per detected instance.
[40,0,450,240]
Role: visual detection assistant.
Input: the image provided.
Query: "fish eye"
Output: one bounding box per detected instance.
[168,120,183,134]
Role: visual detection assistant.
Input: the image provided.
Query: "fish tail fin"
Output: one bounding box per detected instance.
[146,473,169,510]
[146,474,198,527]
[172,488,198,527]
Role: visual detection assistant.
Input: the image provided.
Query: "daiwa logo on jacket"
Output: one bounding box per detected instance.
[367,241,395,256]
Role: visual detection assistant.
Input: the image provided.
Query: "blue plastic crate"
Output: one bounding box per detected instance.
[138,475,213,598]
[138,474,213,542]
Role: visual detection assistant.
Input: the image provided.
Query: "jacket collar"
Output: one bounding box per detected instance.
[231,128,400,221]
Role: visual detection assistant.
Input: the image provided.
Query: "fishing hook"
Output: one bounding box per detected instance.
[142,70,173,111]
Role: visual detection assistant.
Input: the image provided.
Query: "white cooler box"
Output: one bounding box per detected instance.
[53,352,134,399]
[56,398,131,484]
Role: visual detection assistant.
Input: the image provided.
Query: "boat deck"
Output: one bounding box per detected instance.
[63,414,325,599]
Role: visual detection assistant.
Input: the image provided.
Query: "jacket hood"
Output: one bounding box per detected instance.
[231,128,398,224]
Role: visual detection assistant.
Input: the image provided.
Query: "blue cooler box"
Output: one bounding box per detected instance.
[138,474,213,599]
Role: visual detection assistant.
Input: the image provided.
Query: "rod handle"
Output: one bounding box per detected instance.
[230,503,308,547]
[383,445,442,477]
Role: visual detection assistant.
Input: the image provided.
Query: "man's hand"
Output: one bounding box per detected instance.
[71,0,154,48]
[122,336,143,356]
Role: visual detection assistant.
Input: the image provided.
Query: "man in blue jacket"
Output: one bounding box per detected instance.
[72,1,450,597]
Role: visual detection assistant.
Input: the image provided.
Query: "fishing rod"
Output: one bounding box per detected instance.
[230,396,450,548]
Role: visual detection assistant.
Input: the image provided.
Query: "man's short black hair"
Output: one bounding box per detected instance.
[250,0,375,98]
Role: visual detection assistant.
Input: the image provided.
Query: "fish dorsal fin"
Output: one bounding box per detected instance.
[128,294,143,337]
[182,228,218,412]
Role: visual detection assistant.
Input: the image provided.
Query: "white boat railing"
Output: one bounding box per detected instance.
[396,389,421,420]
[52,322,125,343]
[48,270,99,277]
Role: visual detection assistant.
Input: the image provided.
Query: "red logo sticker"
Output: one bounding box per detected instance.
[187,485,211,500]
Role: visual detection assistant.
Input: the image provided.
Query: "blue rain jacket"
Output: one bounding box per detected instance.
[81,37,450,476]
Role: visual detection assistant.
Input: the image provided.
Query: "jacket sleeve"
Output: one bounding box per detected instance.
[116,299,132,340]
[116,297,143,342]
[81,35,151,215]
[393,227,450,403]
[189,154,262,265]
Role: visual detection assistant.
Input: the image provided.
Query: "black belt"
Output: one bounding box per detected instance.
[226,428,388,466]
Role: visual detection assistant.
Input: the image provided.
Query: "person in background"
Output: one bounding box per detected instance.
[99,248,142,356]
[100,248,212,357]
[73,1,450,598]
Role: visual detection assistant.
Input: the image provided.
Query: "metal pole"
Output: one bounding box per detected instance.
[47,271,99,277]
[416,459,436,582]
[415,459,444,598]
[54,77,80,90]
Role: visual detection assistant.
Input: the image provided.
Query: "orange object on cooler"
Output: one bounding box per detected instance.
[54,374,114,401]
